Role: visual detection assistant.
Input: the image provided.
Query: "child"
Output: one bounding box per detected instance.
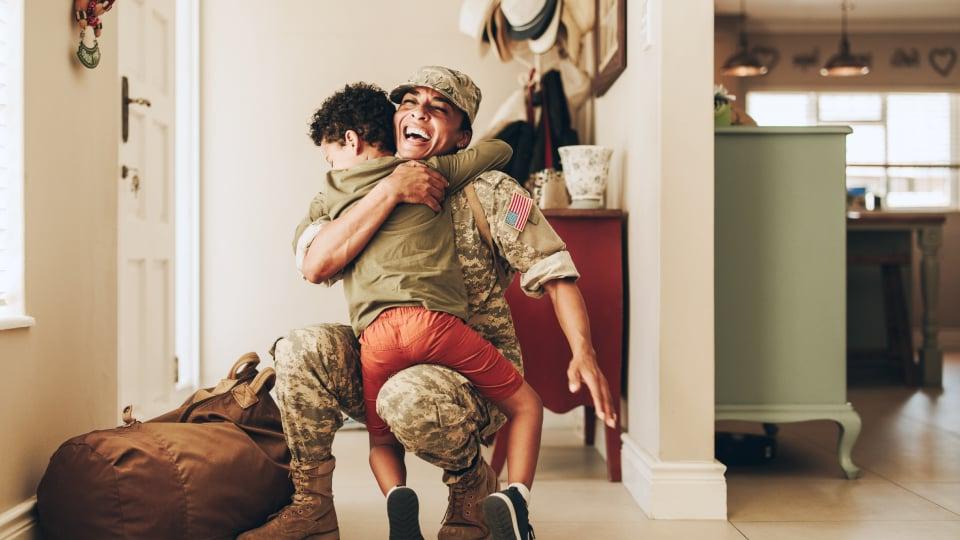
[306,82,542,540]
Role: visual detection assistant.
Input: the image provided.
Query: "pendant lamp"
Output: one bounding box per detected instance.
[821,1,869,77]
[722,0,767,77]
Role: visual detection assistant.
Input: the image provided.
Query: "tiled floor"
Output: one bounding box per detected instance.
[330,353,960,539]
[722,352,960,539]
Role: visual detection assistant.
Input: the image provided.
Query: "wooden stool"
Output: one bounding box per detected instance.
[847,252,917,385]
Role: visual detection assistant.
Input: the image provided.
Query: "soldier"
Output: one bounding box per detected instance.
[239,66,617,540]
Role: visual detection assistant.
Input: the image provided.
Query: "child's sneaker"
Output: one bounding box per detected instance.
[482,486,535,540]
[386,486,424,540]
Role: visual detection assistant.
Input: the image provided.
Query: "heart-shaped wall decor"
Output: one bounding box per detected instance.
[929,48,957,77]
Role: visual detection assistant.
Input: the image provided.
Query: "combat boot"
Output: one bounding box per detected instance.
[237,458,339,540]
[438,457,500,540]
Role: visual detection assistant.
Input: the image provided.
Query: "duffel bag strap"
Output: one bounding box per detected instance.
[231,367,276,409]
[228,352,261,379]
[189,352,262,404]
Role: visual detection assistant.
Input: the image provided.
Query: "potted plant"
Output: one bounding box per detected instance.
[715,85,736,127]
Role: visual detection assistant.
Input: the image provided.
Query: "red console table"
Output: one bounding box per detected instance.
[493,209,625,482]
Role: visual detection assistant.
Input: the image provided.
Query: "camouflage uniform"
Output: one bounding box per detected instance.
[274,170,578,479]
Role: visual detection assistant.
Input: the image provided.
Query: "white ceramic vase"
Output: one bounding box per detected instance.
[558,145,613,209]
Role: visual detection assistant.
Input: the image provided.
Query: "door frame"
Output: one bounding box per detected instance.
[116,0,200,419]
[174,0,200,394]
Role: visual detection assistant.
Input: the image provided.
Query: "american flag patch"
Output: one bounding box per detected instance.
[504,192,534,232]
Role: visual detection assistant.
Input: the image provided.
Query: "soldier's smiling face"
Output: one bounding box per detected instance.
[394,87,471,160]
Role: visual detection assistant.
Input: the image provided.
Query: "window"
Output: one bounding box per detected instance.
[0,0,31,329]
[746,91,960,210]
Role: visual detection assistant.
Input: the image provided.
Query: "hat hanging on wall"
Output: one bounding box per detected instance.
[528,0,563,54]
[460,0,500,57]
[460,0,575,60]
[502,0,556,40]
[73,0,118,69]
[501,0,563,54]
[489,7,515,63]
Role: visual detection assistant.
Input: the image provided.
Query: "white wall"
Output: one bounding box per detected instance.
[595,0,726,518]
[0,0,119,525]
[199,1,526,383]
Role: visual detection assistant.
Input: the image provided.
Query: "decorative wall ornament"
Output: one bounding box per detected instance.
[792,48,820,71]
[929,47,958,78]
[750,46,780,73]
[74,0,117,69]
[890,48,921,68]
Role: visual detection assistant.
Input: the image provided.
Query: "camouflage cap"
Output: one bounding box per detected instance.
[389,66,482,127]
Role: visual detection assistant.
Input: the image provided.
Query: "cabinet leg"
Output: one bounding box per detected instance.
[584,406,596,446]
[604,424,622,482]
[835,412,863,479]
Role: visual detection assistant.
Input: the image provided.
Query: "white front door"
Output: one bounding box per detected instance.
[117,0,179,419]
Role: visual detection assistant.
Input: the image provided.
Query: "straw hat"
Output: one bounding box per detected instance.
[501,0,555,40]
[459,0,499,56]
[489,6,514,63]
[528,0,563,54]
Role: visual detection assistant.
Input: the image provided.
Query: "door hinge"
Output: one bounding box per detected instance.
[174,355,180,383]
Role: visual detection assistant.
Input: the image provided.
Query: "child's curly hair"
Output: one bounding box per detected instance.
[309,83,397,153]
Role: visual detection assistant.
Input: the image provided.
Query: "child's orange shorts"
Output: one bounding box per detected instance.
[359,306,524,437]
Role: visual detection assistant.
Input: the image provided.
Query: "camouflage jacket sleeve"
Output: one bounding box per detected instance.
[472,171,580,298]
[293,191,343,286]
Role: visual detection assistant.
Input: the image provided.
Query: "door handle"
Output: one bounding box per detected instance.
[121,76,152,143]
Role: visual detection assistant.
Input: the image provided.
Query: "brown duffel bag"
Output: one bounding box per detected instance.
[37,353,294,540]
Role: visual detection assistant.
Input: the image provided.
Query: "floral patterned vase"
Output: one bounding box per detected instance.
[558,145,613,209]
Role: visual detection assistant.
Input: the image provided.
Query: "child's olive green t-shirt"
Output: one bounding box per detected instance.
[321,140,512,335]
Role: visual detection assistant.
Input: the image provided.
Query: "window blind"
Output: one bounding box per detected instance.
[0,0,24,314]
[747,90,960,210]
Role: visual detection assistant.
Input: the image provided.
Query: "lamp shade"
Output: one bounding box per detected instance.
[821,1,869,77]
[722,31,768,77]
[820,37,869,77]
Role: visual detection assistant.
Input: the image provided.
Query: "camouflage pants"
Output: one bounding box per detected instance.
[271,324,505,478]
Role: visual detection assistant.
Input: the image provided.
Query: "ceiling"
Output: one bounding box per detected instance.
[715,0,960,32]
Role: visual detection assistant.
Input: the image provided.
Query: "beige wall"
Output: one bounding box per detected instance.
[0,1,119,515]
[199,1,527,383]
[715,21,960,334]
[595,0,722,515]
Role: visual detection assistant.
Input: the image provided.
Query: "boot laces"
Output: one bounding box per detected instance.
[293,467,319,505]
[444,481,466,521]
[444,466,483,522]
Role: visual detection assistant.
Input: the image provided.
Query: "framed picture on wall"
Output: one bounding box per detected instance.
[594,0,627,96]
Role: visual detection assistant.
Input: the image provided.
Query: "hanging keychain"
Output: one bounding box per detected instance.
[75,0,117,69]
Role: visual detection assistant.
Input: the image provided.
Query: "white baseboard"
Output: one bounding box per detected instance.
[0,497,37,540]
[621,435,728,520]
[912,326,960,350]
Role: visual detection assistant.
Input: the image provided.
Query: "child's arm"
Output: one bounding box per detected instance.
[292,191,329,254]
[426,139,512,195]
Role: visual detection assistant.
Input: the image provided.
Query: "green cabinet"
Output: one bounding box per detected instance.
[715,127,862,479]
